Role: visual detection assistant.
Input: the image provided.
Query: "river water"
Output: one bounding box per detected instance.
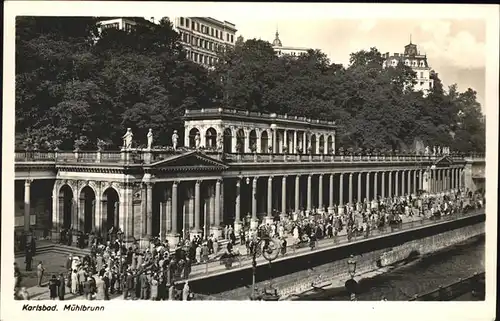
[303,235,485,301]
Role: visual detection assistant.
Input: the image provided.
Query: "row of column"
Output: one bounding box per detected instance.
[150,179,223,240]
[269,128,335,155]
[234,167,464,219]
[19,167,464,239]
[192,126,335,154]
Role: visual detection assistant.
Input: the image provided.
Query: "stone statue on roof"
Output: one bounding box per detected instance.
[171,130,179,150]
[147,129,153,150]
[122,128,133,149]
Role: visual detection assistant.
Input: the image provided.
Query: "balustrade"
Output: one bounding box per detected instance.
[14,149,484,165]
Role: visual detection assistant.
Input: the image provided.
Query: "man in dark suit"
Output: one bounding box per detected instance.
[102,271,110,300]
[140,271,149,299]
[25,249,33,271]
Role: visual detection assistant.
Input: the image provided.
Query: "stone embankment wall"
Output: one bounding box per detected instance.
[184,213,485,300]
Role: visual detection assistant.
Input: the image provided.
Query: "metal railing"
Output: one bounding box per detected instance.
[179,208,484,280]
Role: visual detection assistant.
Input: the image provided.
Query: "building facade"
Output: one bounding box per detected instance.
[271,30,310,58]
[382,40,435,95]
[15,109,482,248]
[97,17,237,68]
[97,17,154,33]
[172,17,237,67]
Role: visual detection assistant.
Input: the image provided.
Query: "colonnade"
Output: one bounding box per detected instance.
[186,125,336,154]
[18,166,465,243]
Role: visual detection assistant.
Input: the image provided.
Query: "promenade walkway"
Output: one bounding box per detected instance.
[182,209,483,281]
[20,209,483,301]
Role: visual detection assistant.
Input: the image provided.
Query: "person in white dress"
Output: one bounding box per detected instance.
[71,269,78,294]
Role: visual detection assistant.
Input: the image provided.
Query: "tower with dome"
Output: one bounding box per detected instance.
[271,29,311,58]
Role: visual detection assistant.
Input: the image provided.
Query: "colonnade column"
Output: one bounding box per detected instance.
[214,179,221,236]
[295,175,300,213]
[281,176,287,216]
[401,170,405,196]
[413,170,417,194]
[357,173,362,203]
[284,131,288,153]
[318,174,324,212]
[381,172,385,198]
[307,174,312,214]
[394,171,399,197]
[267,176,273,222]
[406,170,412,195]
[161,189,171,241]
[272,129,278,153]
[443,169,449,191]
[24,179,32,233]
[365,172,370,202]
[388,171,392,198]
[171,182,178,235]
[420,169,424,192]
[303,132,307,151]
[146,182,153,237]
[293,131,298,154]
[439,169,443,192]
[451,168,455,191]
[339,173,344,214]
[234,179,241,233]
[348,173,353,205]
[251,177,258,229]
[328,173,334,213]
[432,169,438,193]
[373,172,378,200]
[91,200,96,233]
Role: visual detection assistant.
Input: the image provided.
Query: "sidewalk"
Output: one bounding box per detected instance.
[25,282,122,301]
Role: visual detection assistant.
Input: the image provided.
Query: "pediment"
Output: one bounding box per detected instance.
[150,151,228,172]
[434,156,453,167]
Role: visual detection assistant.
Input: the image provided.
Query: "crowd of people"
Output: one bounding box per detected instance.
[14,186,483,301]
[246,188,484,253]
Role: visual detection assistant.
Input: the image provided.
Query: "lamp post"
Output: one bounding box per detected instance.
[345,255,358,300]
[347,255,357,279]
[250,237,280,300]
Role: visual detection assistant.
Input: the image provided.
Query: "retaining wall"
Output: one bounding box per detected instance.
[181,213,485,299]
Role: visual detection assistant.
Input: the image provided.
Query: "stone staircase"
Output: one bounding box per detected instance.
[15,238,232,259]
[15,241,91,258]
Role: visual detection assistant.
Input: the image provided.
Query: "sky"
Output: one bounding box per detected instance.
[210,18,486,109]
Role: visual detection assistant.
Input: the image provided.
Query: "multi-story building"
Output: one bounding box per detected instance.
[382,40,435,95]
[172,17,237,67]
[271,30,310,58]
[97,17,155,33]
[96,17,237,68]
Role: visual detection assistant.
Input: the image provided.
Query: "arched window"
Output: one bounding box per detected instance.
[405,59,410,66]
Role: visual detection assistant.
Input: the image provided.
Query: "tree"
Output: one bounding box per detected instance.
[16,19,485,153]
[15,16,216,149]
